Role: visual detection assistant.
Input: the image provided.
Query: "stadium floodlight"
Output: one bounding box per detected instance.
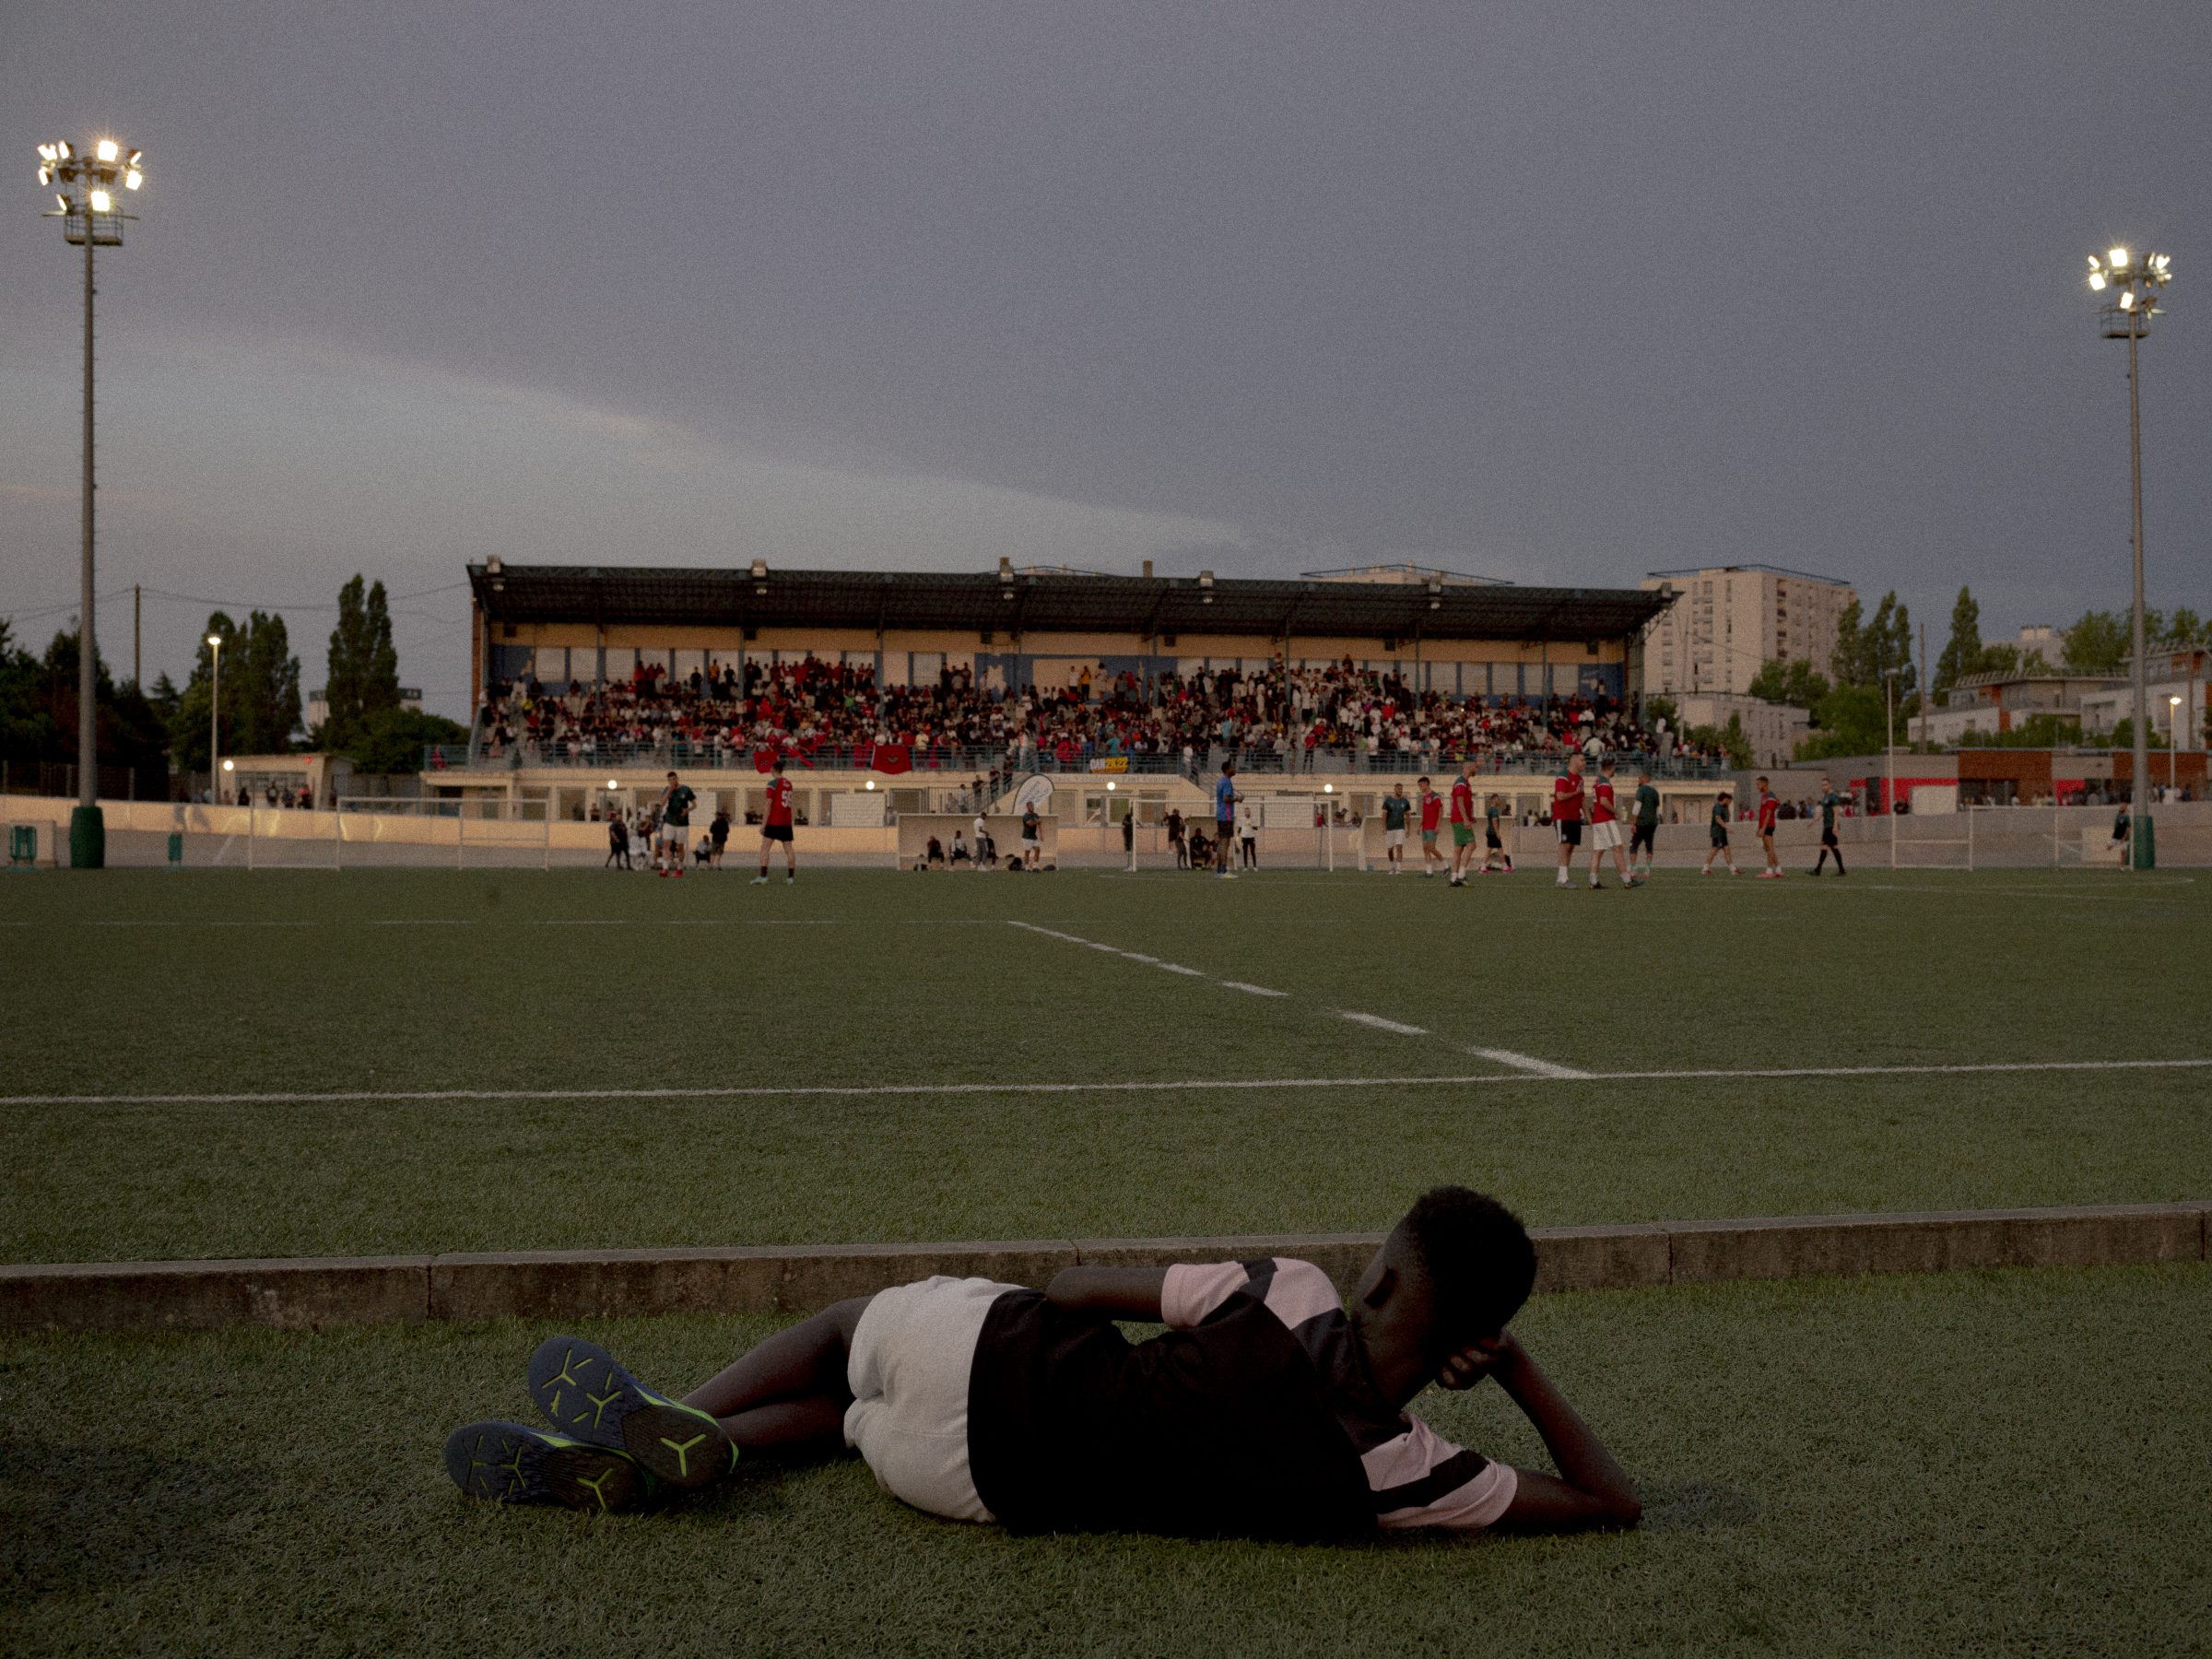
[35,135,147,866]
[2086,241,2176,867]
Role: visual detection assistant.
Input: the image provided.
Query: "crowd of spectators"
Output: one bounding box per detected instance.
[475,653,1720,774]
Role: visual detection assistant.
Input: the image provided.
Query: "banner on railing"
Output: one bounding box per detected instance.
[1087,757,1129,773]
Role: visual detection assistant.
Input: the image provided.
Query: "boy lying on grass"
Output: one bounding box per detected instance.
[445,1186,1640,1537]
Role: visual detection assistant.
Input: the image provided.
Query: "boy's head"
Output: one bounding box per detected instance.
[1353,1187,1535,1391]
[1638,769,1652,783]
[665,771,678,784]
[1417,775,1430,791]
[1756,775,1771,794]
[1600,759,1616,777]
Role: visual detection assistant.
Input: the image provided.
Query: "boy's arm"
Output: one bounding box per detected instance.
[1441,1333,1640,1531]
[1043,1265,1167,1322]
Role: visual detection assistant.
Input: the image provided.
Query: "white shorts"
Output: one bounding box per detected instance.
[1383,828,1406,849]
[1591,820,1623,852]
[658,825,688,846]
[843,1275,1015,1524]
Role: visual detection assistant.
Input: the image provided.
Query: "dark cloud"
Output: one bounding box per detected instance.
[4,1,2206,710]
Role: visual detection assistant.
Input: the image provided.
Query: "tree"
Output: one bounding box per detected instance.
[1829,598,1865,687]
[1747,657,1830,710]
[346,707,469,774]
[2062,609,2129,675]
[1684,714,1752,769]
[241,611,303,754]
[0,626,169,784]
[1935,587,1983,696]
[324,575,402,750]
[1794,684,1891,759]
[166,610,301,768]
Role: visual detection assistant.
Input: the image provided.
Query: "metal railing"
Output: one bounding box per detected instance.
[422,740,1729,782]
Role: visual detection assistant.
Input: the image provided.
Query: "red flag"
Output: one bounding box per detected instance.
[874,743,912,775]
[752,747,778,772]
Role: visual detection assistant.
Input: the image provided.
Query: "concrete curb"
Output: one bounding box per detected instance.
[4,1201,2205,1335]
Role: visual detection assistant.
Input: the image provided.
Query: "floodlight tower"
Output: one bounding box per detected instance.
[2085,244,2174,868]
[35,136,145,867]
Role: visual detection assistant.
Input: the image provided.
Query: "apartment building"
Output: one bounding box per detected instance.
[1639,565,1857,696]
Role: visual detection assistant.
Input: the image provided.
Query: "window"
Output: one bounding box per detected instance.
[533,646,569,682]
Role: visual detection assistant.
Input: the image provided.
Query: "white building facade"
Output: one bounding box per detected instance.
[1640,565,1857,697]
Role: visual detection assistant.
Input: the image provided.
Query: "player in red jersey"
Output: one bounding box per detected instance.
[1550,755,1586,889]
[753,758,797,885]
[1585,759,1635,889]
[1448,761,1478,886]
[1417,776,1445,877]
[1754,776,1783,877]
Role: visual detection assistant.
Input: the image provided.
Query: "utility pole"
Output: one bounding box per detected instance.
[1918,622,1929,749]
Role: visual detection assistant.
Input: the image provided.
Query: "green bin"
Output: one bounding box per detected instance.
[6,825,34,867]
[168,830,185,868]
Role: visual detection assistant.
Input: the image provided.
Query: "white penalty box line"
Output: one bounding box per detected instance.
[6,1057,2208,1108]
[1010,921,1589,1078]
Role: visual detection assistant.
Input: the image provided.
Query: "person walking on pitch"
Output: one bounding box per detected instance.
[1417,777,1444,877]
[656,771,697,878]
[1482,793,1513,874]
[1551,756,1587,889]
[1214,760,1241,879]
[753,759,796,884]
[1700,791,1740,876]
[1448,762,1478,886]
[1586,759,1634,888]
[1809,776,1847,876]
[1628,770,1660,882]
[1381,784,1411,875]
[1754,777,1783,877]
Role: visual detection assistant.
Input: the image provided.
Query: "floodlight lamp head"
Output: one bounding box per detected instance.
[207,633,222,648]
[2088,271,2106,291]
[96,139,119,162]
[2109,247,2130,268]
[88,189,111,213]
[38,142,58,162]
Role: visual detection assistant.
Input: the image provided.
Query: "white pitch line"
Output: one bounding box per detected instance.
[1471,1047,1592,1079]
[1157,962,1206,976]
[6,1056,2207,1108]
[369,918,475,925]
[1339,1010,1428,1035]
[1221,981,1290,997]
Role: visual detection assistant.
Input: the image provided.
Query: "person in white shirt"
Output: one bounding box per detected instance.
[1238,801,1259,869]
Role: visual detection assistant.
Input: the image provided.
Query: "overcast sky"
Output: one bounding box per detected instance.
[5,2,2206,717]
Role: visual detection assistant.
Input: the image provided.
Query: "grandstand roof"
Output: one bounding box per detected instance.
[467,563,1673,642]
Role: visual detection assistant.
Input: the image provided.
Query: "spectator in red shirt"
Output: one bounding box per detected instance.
[1550,755,1587,889]
[1754,776,1783,878]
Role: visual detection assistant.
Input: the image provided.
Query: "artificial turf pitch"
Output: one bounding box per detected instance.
[1,865,2206,1262]
[3,1265,2206,1657]
[3,866,2206,1655]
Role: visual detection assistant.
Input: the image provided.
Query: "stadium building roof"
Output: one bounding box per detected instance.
[467,562,1674,642]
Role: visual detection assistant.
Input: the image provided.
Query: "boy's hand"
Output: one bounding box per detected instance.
[1436,1331,1523,1391]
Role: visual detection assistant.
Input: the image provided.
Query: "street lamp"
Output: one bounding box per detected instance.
[2171,694,2183,793]
[2085,244,2175,868]
[35,136,146,867]
[1883,665,1903,867]
[206,633,223,801]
